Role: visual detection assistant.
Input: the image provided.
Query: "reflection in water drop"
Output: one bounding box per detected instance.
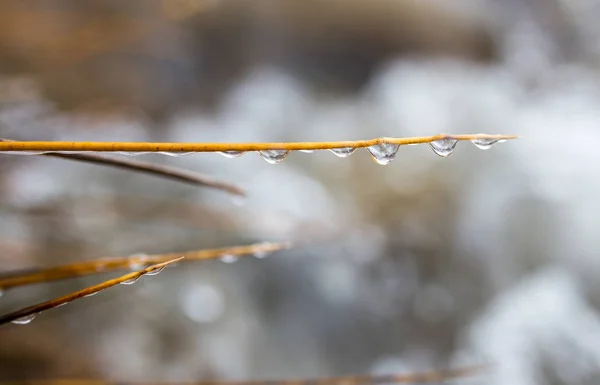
[84,291,98,298]
[218,151,246,158]
[329,147,357,158]
[220,254,239,264]
[429,139,458,157]
[367,143,400,165]
[11,313,36,325]
[258,150,289,164]
[299,150,315,153]
[471,138,500,150]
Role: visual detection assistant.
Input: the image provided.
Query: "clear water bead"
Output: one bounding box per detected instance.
[471,138,500,150]
[11,313,36,325]
[258,150,289,164]
[220,254,239,264]
[329,147,357,158]
[367,143,400,165]
[84,291,98,297]
[429,139,458,157]
[218,151,246,158]
[299,150,315,153]
[120,276,140,285]
[145,266,165,276]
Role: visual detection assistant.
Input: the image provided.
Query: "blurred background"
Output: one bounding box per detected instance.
[0,0,599,384]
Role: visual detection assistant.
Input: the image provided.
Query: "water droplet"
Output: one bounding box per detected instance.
[299,150,315,153]
[220,254,239,264]
[253,251,269,259]
[84,292,98,298]
[218,151,246,159]
[429,139,458,157]
[158,152,191,157]
[120,276,140,285]
[329,147,357,158]
[258,150,289,164]
[11,313,36,325]
[145,266,165,276]
[128,254,148,271]
[367,143,400,165]
[471,138,500,150]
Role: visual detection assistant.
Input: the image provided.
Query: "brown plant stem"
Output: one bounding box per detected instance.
[0,134,518,153]
[0,242,290,291]
[0,138,245,196]
[0,257,184,326]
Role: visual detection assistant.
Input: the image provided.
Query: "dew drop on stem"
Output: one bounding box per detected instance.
[258,150,289,164]
[120,276,140,285]
[329,147,357,158]
[367,143,400,165]
[429,139,458,157]
[218,151,246,159]
[471,138,500,150]
[145,266,165,276]
[11,313,36,325]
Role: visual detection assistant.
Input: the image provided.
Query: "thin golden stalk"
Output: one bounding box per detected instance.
[0,364,487,384]
[0,133,517,153]
[0,139,245,196]
[0,257,184,326]
[0,242,290,290]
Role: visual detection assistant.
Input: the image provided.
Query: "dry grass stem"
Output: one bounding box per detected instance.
[0,257,184,326]
[0,242,290,291]
[0,139,245,196]
[0,134,517,153]
[0,364,487,384]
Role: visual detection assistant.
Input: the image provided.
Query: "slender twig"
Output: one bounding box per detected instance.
[0,139,245,196]
[0,364,488,384]
[0,242,290,290]
[0,257,184,326]
[0,134,517,153]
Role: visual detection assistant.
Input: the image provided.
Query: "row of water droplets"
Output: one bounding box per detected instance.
[0,137,505,164]
[220,137,504,164]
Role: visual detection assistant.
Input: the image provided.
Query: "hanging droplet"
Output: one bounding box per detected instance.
[84,291,98,298]
[120,276,140,285]
[158,152,192,157]
[471,138,499,150]
[258,150,289,164]
[367,143,400,165]
[299,150,315,153]
[429,139,458,157]
[11,313,36,325]
[218,151,246,159]
[145,266,165,276]
[329,147,357,158]
[220,254,239,264]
